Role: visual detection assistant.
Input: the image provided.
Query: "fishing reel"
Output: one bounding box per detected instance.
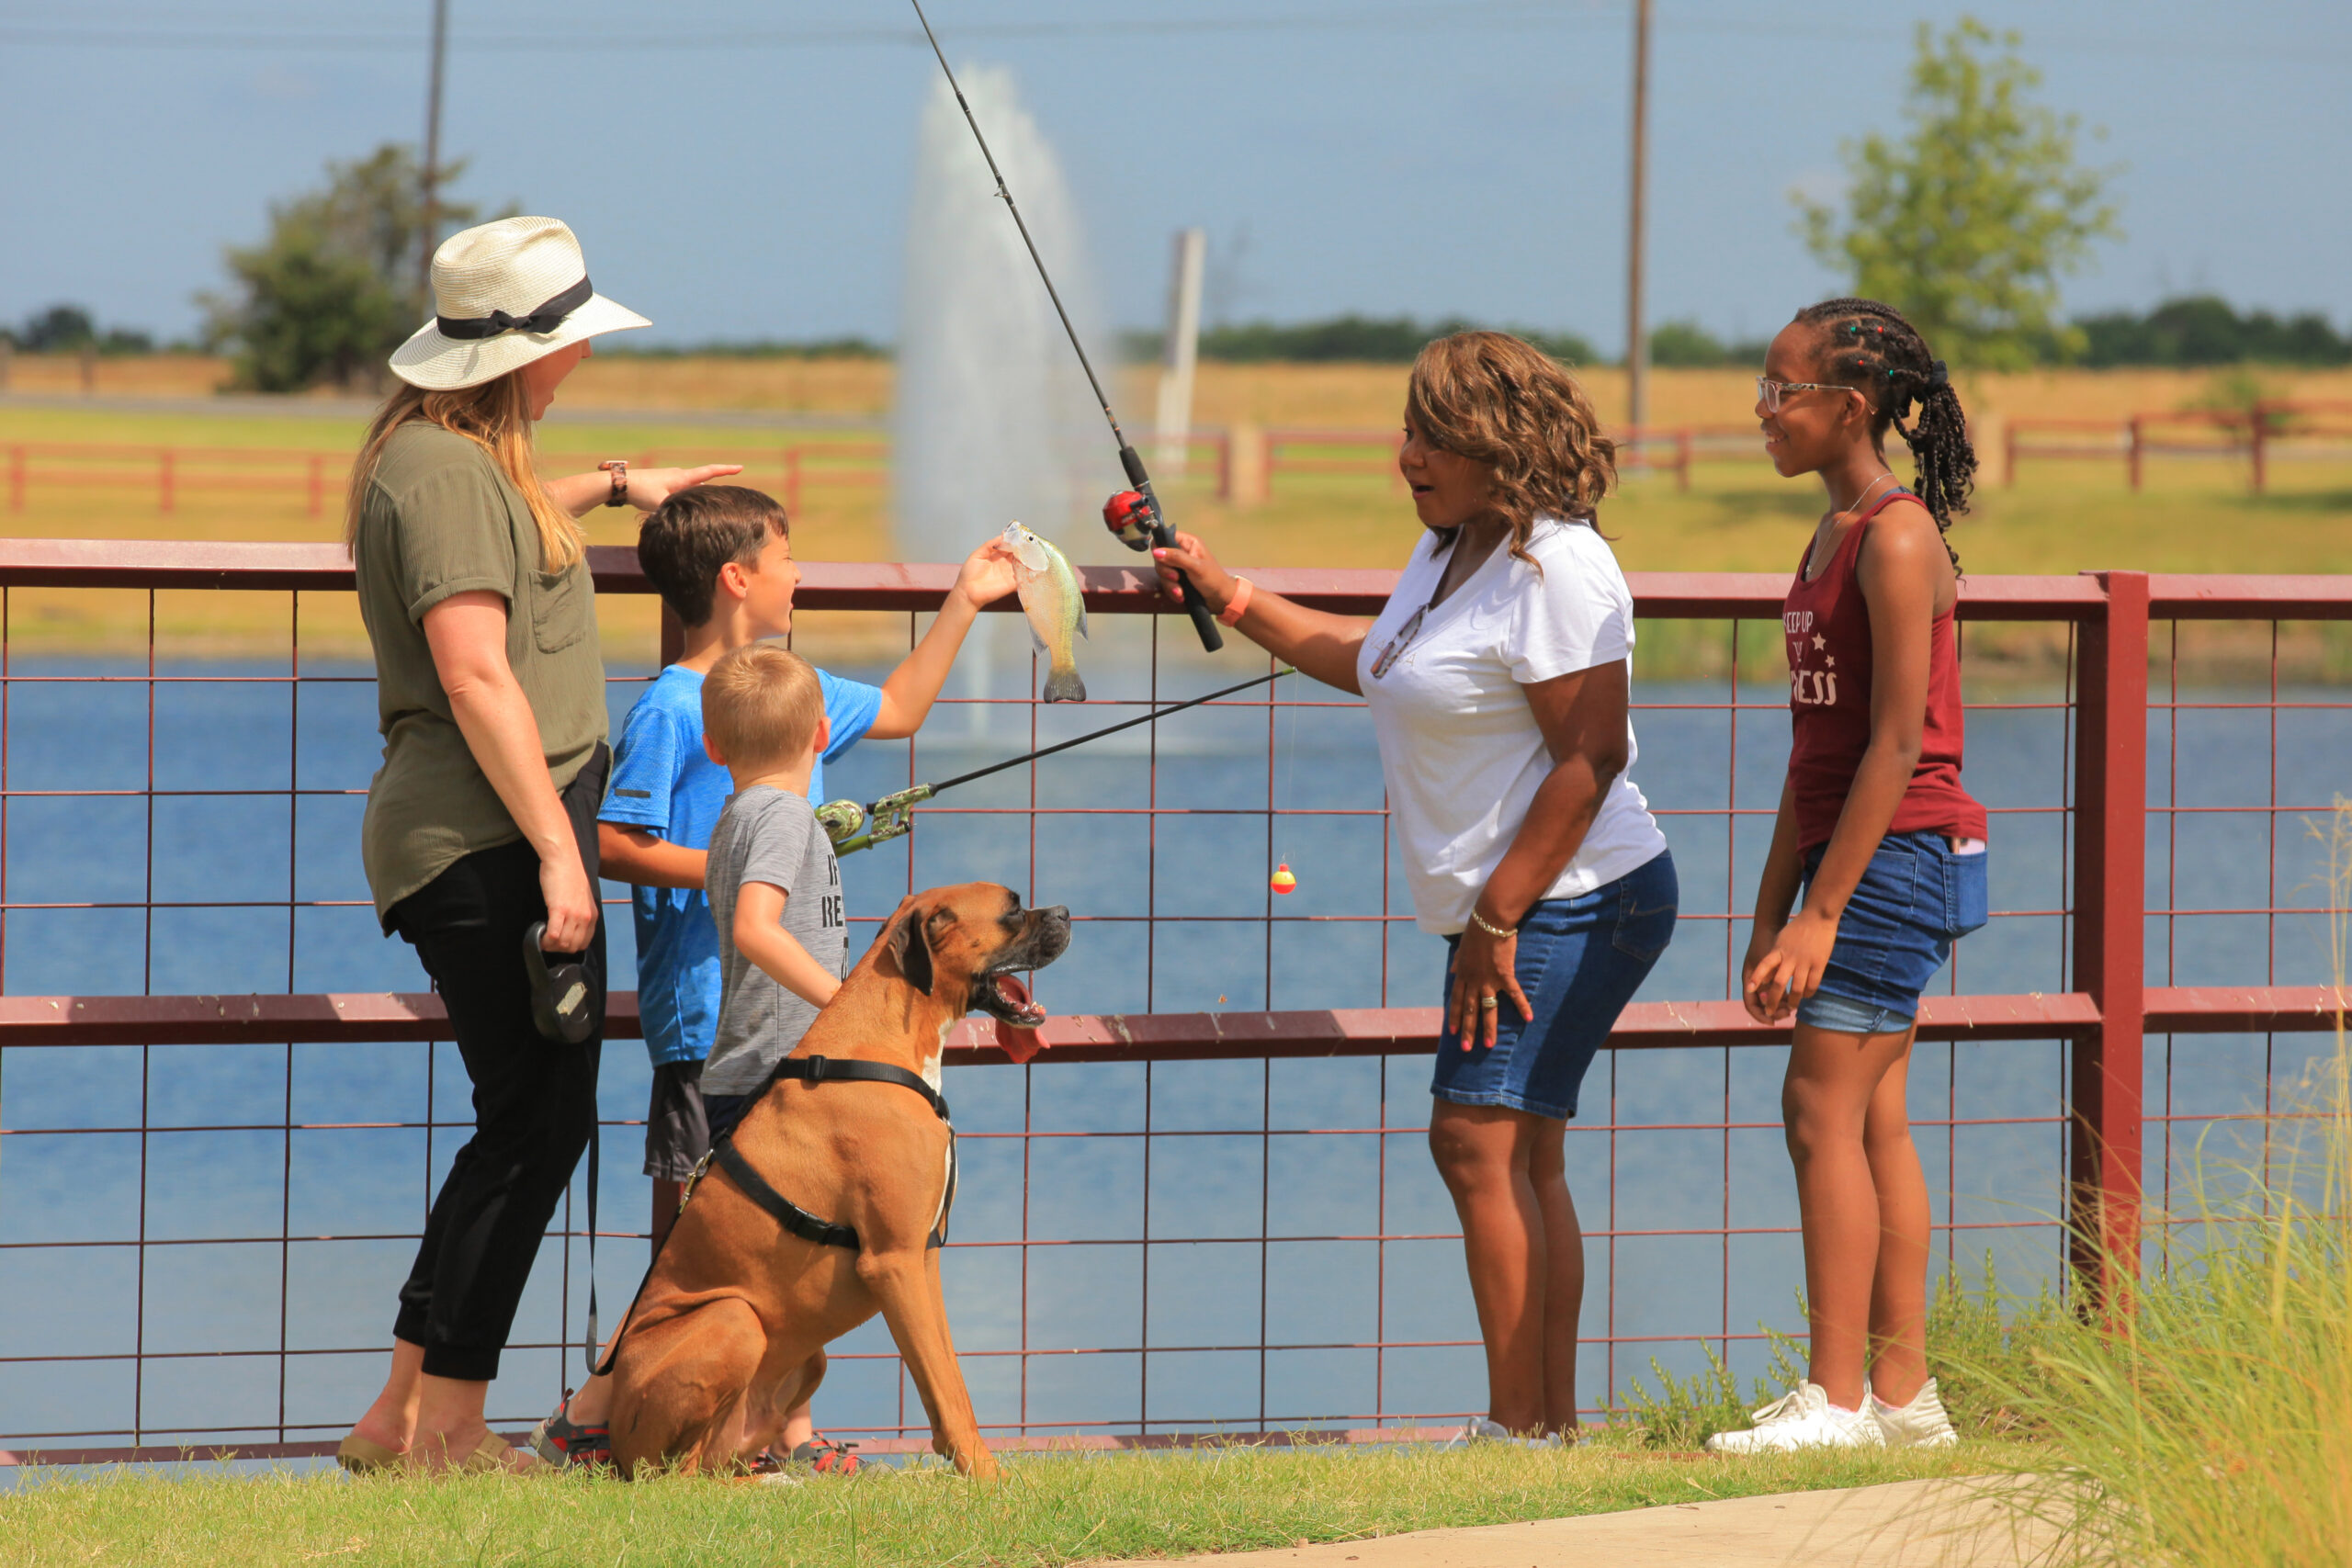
[1102,488,1157,550]
[817,784,933,858]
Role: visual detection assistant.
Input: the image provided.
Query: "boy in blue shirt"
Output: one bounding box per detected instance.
[533,484,1014,1472]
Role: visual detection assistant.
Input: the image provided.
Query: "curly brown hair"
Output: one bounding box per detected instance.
[1404,331,1616,567]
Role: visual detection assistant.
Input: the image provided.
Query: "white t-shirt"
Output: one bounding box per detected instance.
[1358,517,1668,935]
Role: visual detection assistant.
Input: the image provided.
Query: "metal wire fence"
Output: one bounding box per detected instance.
[0,544,2344,1462]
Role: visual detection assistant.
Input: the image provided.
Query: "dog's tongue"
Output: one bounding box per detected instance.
[991,975,1048,1063]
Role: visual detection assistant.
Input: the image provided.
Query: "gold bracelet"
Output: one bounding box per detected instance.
[1466,908,1515,940]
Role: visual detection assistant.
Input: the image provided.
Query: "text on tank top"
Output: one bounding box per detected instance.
[1782,488,1987,851]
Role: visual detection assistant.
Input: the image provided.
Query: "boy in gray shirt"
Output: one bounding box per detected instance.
[696,642,848,1134]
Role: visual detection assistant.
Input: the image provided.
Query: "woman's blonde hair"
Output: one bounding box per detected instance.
[344,371,583,570]
[1405,331,1616,567]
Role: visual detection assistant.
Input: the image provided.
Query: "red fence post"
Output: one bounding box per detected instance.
[2069,570,2148,1314]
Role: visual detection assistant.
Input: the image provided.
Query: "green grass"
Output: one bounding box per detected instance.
[0,1440,2018,1568]
[1942,806,2352,1567]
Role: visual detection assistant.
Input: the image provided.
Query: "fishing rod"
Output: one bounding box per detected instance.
[818,667,1294,854]
[908,0,1225,655]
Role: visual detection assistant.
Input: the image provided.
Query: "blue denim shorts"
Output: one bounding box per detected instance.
[1795,830,1988,1033]
[1430,851,1678,1121]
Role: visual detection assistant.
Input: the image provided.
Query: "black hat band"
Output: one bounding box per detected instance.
[436,275,594,341]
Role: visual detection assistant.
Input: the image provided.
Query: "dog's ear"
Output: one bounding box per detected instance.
[887,906,935,997]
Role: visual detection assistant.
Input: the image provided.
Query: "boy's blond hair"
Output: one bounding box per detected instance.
[703,643,824,770]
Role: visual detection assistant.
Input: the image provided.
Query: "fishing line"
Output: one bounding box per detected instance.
[1270,662,1303,895]
[821,667,1296,853]
[908,0,1226,654]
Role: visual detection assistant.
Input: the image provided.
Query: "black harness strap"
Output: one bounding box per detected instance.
[589,1055,957,1378]
[763,1053,952,1121]
[713,1138,862,1249]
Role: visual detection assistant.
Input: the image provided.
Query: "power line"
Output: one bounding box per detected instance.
[0,5,2335,64]
[0,3,1611,51]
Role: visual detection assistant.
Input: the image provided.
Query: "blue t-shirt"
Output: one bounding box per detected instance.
[601,661,883,1066]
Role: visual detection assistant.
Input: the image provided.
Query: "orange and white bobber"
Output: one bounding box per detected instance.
[1269,863,1297,895]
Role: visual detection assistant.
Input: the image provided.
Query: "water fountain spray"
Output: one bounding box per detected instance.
[909,0,1224,653]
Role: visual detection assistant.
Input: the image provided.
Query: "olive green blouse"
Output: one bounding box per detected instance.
[352,423,606,923]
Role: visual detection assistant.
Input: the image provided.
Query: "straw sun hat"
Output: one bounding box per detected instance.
[388,216,650,390]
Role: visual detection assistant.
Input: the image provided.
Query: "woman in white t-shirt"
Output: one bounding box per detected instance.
[1143,332,1676,1442]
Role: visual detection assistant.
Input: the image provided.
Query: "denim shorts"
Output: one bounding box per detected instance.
[1430,851,1678,1121]
[1795,830,1989,1033]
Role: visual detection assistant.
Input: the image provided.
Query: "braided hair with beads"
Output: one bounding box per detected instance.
[1792,299,1974,572]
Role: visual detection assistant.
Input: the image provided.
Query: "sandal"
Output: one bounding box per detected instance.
[334,1432,403,1474]
[529,1389,612,1470]
[404,1428,527,1475]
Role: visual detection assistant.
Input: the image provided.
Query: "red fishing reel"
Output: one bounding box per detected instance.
[1102,489,1155,550]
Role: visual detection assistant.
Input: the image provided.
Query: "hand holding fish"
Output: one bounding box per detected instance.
[952,535,1021,612]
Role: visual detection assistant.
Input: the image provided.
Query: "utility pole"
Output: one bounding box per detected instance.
[1624,0,1652,443]
[418,0,450,303]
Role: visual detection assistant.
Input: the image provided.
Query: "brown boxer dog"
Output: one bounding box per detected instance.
[606,882,1067,1480]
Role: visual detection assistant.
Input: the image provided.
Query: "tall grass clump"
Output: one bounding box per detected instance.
[1973,797,2352,1564]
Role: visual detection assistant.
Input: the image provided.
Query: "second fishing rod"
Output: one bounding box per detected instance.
[817,667,1293,855]
[908,0,1223,655]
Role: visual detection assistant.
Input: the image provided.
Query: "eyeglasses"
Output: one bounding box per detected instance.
[1756,377,1862,414]
[1368,603,1430,680]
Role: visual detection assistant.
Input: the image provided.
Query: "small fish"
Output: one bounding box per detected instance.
[1001,522,1088,703]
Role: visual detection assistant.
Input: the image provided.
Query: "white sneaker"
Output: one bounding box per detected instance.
[1704,1382,1885,1454]
[1442,1416,1562,1450]
[1870,1377,1960,1448]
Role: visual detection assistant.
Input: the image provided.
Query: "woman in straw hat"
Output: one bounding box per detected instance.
[337,217,738,1473]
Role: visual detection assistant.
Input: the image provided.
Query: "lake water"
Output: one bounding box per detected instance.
[0,647,2346,1450]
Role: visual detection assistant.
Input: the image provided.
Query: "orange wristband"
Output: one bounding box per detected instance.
[1218,576,1254,627]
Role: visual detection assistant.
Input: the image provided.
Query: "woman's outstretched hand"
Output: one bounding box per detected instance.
[1448,923,1532,1052]
[628,465,743,509]
[1148,531,1238,618]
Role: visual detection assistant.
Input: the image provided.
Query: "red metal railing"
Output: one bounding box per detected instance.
[0,541,2344,1465]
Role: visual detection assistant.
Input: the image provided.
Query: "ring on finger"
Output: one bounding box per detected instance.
[1478,995,1499,1010]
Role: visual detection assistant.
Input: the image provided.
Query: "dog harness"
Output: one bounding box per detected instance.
[589,1055,958,1381]
[693,1054,959,1253]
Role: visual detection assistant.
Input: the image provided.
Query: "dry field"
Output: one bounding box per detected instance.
[3,355,2348,675]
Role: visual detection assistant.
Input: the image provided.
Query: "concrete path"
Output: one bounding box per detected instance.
[1127,1479,2057,1568]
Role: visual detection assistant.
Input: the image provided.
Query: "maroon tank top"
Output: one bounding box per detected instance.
[1782,489,1985,851]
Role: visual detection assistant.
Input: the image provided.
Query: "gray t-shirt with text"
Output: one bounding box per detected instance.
[702,784,847,1096]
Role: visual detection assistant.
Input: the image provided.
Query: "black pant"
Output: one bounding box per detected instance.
[385,746,608,1382]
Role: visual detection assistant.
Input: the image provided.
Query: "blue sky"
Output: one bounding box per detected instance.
[4,0,2345,352]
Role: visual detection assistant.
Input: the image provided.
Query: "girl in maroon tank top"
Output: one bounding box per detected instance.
[1710,300,1988,1458]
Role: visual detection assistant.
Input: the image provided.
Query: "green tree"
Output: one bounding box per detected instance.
[1796,17,2119,369]
[200,144,486,391]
